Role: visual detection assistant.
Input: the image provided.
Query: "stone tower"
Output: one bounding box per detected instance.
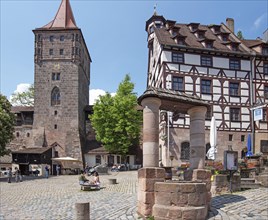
[32,0,91,161]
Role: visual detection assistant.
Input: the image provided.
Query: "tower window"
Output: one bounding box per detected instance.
[54,111,58,116]
[60,35,64,41]
[52,73,60,81]
[54,124,58,129]
[229,134,233,141]
[49,35,54,42]
[60,49,64,55]
[16,132,20,137]
[27,133,30,137]
[241,135,245,142]
[49,49,53,55]
[51,87,61,106]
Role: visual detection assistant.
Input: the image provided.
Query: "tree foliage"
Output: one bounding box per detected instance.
[0,94,15,156]
[237,30,244,40]
[90,74,142,158]
[11,84,34,106]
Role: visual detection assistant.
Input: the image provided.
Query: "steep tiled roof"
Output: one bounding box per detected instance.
[242,39,264,48]
[41,0,77,29]
[154,22,248,54]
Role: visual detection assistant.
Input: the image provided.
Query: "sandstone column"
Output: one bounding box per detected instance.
[138,97,165,218]
[187,106,207,170]
[141,97,161,167]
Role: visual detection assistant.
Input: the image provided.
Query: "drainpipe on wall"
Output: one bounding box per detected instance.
[250,52,256,154]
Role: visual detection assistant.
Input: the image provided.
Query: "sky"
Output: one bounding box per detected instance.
[1,0,267,105]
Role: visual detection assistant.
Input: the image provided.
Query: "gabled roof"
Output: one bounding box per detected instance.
[12,147,52,154]
[41,0,77,29]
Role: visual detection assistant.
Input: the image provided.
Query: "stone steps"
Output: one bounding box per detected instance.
[241,178,262,189]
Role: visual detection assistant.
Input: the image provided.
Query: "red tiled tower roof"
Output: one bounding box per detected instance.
[42,0,77,29]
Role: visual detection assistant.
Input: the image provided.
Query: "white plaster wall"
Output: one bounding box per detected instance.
[162,51,171,62]
[209,68,219,76]
[196,67,207,74]
[231,122,240,128]
[213,57,229,69]
[180,65,192,73]
[237,71,248,78]
[185,76,193,83]
[224,70,236,78]
[213,80,221,87]
[201,94,212,100]
[241,108,250,114]
[185,54,200,65]
[241,60,250,71]
[230,97,240,103]
[167,63,179,71]
[213,94,221,101]
[214,106,221,112]
[213,87,221,93]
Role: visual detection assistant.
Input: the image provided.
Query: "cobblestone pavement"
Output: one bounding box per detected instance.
[1,171,268,220]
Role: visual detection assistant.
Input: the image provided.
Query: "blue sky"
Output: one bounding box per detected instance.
[1,0,267,104]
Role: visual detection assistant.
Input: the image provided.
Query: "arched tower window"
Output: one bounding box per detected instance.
[181,141,190,160]
[51,87,60,106]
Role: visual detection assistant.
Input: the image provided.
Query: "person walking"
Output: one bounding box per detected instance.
[14,167,19,183]
[18,168,23,182]
[7,168,12,183]
[56,164,60,176]
[45,165,49,178]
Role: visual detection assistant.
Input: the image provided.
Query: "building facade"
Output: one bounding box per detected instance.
[145,14,268,166]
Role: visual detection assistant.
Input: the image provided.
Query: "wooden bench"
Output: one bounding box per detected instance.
[80,184,100,191]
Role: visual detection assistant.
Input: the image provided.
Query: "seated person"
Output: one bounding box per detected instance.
[79,171,89,185]
[90,171,100,188]
[111,164,118,172]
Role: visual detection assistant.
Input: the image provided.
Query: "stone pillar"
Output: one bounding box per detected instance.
[141,97,161,167]
[137,167,165,218]
[75,202,90,220]
[187,106,207,170]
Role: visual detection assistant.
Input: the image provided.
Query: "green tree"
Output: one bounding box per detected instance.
[237,30,244,40]
[11,84,34,106]
[0,94,15,156]
[90,74,142,159]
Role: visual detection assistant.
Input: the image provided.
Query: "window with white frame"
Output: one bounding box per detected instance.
[201,79,212,94]
[172,76,184,91]
[229,82,240,96]
[201,56,212,67]
[230,108,240,121]
[172,52,184,63]
[230,59,240,70]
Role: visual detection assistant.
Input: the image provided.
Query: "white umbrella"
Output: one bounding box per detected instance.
[51,157,82,163]
[207,116,217,160]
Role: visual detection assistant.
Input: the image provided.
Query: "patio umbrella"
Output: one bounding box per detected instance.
[51,157,82,162]
[206,116,217,160]
[246,133,253,157]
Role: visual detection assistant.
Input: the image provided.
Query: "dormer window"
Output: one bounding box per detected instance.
[222,34,229,42]
[149,26,154,34]
[188,23,200,32]
[198,32,205,39]
[232,44,238,51]
[206,41,213,48]
[177,38,185,46]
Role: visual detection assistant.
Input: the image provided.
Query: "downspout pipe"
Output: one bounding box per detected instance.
[250,52,256,154]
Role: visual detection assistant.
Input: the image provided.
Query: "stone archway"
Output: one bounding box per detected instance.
[137,87,211,219]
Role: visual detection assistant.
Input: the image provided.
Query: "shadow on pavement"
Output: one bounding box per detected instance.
[211,194,247,209]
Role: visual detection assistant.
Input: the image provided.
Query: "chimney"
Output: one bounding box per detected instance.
[226,18,234,33]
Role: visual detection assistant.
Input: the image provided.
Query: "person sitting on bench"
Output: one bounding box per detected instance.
[90,171,100,188]
[79,171,89,185]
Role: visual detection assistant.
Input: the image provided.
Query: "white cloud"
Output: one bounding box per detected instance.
[10,83,31,100]
[89,89,116,105]
[254,13,267,29]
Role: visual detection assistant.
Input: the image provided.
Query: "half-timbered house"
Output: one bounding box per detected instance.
[145,14,268,166]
